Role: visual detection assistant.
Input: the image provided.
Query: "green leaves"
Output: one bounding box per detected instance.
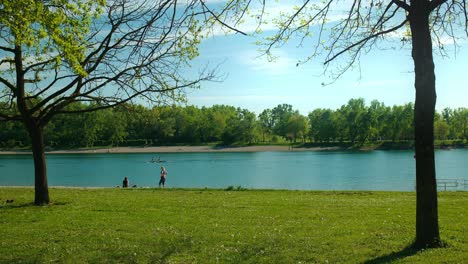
[0,0,105,76]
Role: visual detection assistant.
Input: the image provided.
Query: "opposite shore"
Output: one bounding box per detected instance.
[2,141,465,155]
[0,145,342,155]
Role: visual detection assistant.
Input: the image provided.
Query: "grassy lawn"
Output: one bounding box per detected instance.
[0,188,466,263]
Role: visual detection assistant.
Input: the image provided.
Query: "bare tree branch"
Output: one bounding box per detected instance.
[54,74,214,115]
[263,0,314,54]
[23,57,57,74]
[325,19,409,65]
[0,58,14,65]
[200,0,247,35]
[0,46,15,53]
[0,76,16,93]
[392,0,411,11]
[430,0,449,12]
[462,0,468,35]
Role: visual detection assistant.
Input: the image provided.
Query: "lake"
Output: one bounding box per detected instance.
[1,149,468,191]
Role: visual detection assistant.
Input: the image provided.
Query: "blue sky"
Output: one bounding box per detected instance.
[184,2,468,115]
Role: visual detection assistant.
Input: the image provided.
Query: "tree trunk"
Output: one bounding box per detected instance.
[409,1,441,248]
[28,120,50,205]
[14,44,50,205]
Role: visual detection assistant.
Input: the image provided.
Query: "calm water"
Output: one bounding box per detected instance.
[1,150,467,191]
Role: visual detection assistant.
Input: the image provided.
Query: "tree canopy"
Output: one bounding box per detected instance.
[219,0,467,249]
[0,0,227,204]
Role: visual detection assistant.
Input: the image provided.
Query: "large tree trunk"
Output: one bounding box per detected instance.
[409,1,441,248]
[14,45,50,205]
[28,120,50,205]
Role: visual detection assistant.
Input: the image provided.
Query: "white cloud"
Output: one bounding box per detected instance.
[236,49,299,75]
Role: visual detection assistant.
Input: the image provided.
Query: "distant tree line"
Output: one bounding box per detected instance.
[1,98,467,149]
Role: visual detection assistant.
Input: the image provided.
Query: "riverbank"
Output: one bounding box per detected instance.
[0,188,466,263]
[2,140,466,155]
[0,145,342,155]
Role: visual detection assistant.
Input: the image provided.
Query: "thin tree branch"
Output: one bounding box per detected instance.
[463,0,467,35]
[325,19,408,64]
[51,77,209,116]
[0,112,22,122]
[23,57,57,74]
[0,76,16,93]
[265,0,330,55]
[0,59,15,65]
[200,0,247,35]
[0,46,15,53]
[430,0,448,12]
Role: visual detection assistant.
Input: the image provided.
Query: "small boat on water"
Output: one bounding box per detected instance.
[150,160,166,163]
[149,157,166,163]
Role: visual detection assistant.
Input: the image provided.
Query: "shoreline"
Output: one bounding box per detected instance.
[0,186,420,192]
[0,145,342,155]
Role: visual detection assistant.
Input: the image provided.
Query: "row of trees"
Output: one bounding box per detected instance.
[2,98,467,148]
[309,99,468,144]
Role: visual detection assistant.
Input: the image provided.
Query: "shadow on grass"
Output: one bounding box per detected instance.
[364,245,419,264]
[0,202,35,210]
[0,201,68,210]
[365,240,448,263]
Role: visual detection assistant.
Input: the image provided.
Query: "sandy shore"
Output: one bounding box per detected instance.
[0,145,341,155]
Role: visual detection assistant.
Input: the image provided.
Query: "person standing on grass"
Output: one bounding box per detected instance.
[159,166,167,188]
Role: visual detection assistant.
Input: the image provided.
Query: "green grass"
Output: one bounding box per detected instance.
[0,188,466,263]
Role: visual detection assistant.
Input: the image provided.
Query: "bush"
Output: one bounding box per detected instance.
[225,185,246,191]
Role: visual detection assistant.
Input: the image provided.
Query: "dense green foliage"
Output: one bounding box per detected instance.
[0,0,104,77]
[1,98,468,149]
[0,188,466,263]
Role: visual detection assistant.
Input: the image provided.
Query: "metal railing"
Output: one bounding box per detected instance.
[437,179,468,191]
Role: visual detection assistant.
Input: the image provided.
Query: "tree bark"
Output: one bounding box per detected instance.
[409,1,441,248]
[14,45,50,205]
[28,120,50,205]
